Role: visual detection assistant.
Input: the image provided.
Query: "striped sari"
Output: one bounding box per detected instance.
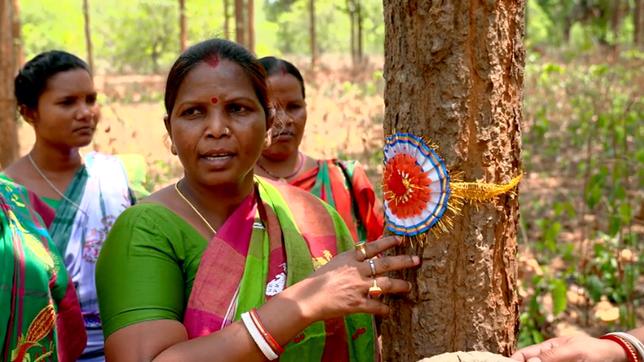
[291,159,384,242]
[0,179,86,362]
[183,177,377,361]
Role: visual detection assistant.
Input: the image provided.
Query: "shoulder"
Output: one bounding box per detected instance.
[2,156,32,185]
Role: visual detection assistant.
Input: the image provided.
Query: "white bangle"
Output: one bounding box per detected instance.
[241,312,279,360]
[608,332,644,360]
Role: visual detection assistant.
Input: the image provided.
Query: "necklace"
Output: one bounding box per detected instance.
[174,181,217,234]
[257,152,304,181]
[28,153,82,209]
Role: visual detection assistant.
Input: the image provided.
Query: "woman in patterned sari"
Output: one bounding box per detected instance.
[0,178,86,362]
[254,57,383,243]
[96,38,418,361]
[2,50,134,361]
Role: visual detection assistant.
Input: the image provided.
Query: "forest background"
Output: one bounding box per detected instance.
[6,0,644,348]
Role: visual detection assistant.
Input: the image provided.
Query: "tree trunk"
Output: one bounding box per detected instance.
[381,1,524,360]
[356,0,363,65]
[11,0,20,70]
[235,0,245,47]
[82,0,94,73]
[0,0,19,169]
[179,0,187,51]
[309,0,317,67]
[635,0,644,47]
[223,0,230,40]
[246,0,254,53]
[347,0,356,67]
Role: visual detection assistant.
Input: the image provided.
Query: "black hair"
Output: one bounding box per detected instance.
[164,38,269,124]
[14,50,90,110]
[257,56,305,99]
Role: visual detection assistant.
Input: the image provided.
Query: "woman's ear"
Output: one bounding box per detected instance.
[164,115,178,155]
[19,105,37,125]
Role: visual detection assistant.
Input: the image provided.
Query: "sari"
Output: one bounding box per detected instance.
[183,177,377,361]
[290,159,384,242]
[47,152,132,359]
[0,179,86,362]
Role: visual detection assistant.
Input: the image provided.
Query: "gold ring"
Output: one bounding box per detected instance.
[354,241,367,260]
[367,258,377,277]
[368,279,383,299]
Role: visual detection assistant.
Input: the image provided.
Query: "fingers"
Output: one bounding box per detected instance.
[374,277,412,294]
[358,236,401,259]
[363,255,420,276]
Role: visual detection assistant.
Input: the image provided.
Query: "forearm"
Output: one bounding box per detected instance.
[153,283,314,361]
[627,327,644,342]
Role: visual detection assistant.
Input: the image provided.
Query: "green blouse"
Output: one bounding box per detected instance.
[95,203,208,338]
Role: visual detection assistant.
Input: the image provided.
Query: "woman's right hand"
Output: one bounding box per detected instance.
[286,236,420,324]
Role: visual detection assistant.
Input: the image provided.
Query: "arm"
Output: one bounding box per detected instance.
[510,327,644,362]
[98,209,416,362]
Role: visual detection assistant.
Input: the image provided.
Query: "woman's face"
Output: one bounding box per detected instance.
[262,73,307,161]
[167,60,267,188]
[27,69,98,149]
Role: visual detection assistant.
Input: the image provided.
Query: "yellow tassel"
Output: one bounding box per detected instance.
[450,174,522,202]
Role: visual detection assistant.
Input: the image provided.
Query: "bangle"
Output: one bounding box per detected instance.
[241,312,279,360]
[608,332,644,361]
[249,308,285,354]
[600,334,640,362]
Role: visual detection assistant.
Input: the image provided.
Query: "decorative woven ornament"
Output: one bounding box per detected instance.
[383,132,522,241]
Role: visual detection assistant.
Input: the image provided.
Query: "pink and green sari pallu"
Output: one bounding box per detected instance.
[183,177,377,361]
[290,160,384,243]
[0,179,86,362]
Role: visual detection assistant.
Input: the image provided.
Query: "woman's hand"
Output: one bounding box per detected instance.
[510,335,627,362]
[286,236,419,324]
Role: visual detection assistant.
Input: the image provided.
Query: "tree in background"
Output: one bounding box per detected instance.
[309,0,316,67]
[235,0,245,46]
[636,0,644,46]
[223,0,230,39]
[82,0,93,73]
[179,0,187,51]
[12,0,21,68]
[247,0,254,52]
[344,0,363,67]
[0,0,19,168]
[380,1,524,360]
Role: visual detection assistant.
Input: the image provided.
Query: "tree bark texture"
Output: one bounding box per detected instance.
[11,0,20,70]
[0,0,19,169]
[82,0,94,73]
[246,0,254,53]
[381,1,525,360]
[234,0,245,47]
[179,0,187,51]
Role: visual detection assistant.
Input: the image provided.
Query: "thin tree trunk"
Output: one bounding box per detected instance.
[235,0,245,47]
[247,0,254,53]
[635,0,644,47]
[347,0,356,67]
[356,0,363,65]
[0,0,19,169]
[82,0,94,73]
[381,0,524,360]
[179,0,187,51]
[223,0,230,40]
[309,0,317,67]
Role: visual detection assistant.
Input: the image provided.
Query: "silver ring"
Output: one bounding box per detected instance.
[368,258,377,277]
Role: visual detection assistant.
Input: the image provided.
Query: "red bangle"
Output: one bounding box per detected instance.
[600,334,640,362]
[249,308,285,354]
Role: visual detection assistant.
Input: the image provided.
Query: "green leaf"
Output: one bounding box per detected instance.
[550,278,568,315]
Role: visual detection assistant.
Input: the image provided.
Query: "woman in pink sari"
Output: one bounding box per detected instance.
[96,39,418,361]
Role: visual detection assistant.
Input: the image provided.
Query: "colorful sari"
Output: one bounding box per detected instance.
[183,177,377,361]
[0,179,86,362]
[47,152,132,359]
[291,159,384,242]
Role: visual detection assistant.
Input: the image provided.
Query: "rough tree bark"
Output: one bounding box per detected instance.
[380,1,524,361]
[0,0,19,169]
[235,0,245,47]
[179,0,187,51]
[246,0,254,53]
[309,0,317,67]
[11,0,20,69]
[82,0,93,73]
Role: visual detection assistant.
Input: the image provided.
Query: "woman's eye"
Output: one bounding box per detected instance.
[58,98,75,106]
[228,103,250,114]
[180,107,203,117]
[287,103,303,111]
[87,95,97,105]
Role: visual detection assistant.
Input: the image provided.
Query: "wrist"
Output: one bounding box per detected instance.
[279,277,318,325]
[599,335,636,362]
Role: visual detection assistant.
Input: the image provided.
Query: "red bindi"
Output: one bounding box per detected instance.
[205,54,219,68]
[210,97,218,104]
